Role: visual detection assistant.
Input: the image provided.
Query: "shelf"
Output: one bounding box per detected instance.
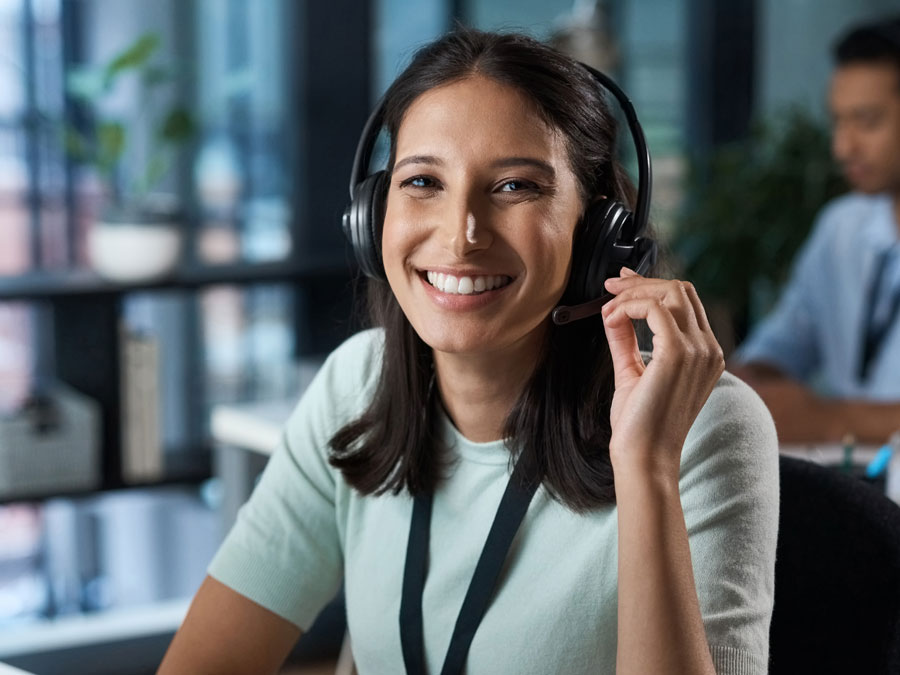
[0,474,212,506]
[0,597,190,662]
[0,255,353,302]
[0,447,213,506]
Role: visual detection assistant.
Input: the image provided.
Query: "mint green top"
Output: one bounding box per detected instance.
[208,328,779,674]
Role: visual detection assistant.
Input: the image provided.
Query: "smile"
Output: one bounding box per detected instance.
[424,271,514,295]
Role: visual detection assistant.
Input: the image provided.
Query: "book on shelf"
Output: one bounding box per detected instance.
[120,324,162,483]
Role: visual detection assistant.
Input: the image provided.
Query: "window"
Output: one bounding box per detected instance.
[0,0,307,630]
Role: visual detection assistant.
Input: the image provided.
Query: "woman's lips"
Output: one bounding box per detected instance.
[424,270,514,295]
[418,270,516,309]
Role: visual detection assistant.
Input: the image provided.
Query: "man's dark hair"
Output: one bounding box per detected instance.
[833,15,900,79]
[329,26,651,511]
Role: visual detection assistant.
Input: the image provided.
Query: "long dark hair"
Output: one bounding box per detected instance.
[329,26,647,511]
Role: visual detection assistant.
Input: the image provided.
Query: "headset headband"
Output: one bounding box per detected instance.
[347,62,652,239]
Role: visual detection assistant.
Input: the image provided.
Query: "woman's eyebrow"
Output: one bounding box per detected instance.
[394,155,444,171]
[490,157,556,178]
[394,155,556,178]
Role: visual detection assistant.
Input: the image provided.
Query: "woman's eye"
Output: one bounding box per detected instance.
[399,175,437,189]
[499,180,536,193]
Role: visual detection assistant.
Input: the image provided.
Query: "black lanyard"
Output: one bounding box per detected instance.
[859,245,900,382]
[399,456,541,675]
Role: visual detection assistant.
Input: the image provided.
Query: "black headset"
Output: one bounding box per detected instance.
[341,62,658,326]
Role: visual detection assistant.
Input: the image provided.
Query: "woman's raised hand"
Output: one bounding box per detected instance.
[600,267,725,482]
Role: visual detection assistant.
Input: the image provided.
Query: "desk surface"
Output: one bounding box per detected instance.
[0,598,189,661]
[211,399,296,455]
[781,443,880,462]
[0,664,36,675]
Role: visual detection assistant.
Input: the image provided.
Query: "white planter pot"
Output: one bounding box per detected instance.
[88,221,183,283]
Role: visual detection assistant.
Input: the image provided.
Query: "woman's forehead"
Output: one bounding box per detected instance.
[394,75,567,163]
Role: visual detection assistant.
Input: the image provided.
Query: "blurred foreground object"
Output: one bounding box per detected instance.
[770,455,900,674]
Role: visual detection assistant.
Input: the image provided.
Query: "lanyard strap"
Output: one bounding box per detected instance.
[400,457,541,675]
[859,246,900,382]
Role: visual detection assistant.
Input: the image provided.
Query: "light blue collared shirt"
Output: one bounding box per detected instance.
[735,192,900,401]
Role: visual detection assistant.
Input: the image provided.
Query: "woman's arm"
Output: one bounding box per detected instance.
[613,465,714,675]
[157,575,302,675]
[601,268,725,675]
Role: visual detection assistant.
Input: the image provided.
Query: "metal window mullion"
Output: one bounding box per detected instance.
[61,0,85,268]
[171,0,204,450]
[22,0,42,270]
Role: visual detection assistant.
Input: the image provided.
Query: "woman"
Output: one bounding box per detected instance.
[159,27,777,675]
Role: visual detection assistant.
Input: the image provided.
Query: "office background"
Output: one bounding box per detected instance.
[0,0,895,673]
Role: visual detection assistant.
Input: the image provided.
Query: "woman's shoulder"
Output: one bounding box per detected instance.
[323,327,385,377]
[635,351,777,481]
[315,328,385,393]
[680,369,779,486]
[287,328,385,432]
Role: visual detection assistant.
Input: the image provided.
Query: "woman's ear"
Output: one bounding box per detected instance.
[581,194,608,219]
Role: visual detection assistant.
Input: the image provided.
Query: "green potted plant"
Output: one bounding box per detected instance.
[64,32,195,282]
[672,107,846,354]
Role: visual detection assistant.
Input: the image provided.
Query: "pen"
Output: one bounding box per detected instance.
[842,434,855,474]
[865,444,894,479]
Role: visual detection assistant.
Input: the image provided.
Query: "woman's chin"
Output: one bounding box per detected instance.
[419,333,496,357]
[412,319,545,361]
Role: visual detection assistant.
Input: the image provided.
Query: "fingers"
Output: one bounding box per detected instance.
[603,272,701,336]
[601,269,725,373]
[682,281,712,334]
[602,293,682,352]
[601,299,645,390]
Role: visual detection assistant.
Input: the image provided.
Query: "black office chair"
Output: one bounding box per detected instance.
[770,455,900,674]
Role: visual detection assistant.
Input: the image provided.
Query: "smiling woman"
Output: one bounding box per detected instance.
[159,26,779,675]
[383,75,581,386]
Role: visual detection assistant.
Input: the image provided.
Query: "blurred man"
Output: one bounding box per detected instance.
[730,15,900,444]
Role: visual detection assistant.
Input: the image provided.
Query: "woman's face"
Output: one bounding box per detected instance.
[382,75,583,358]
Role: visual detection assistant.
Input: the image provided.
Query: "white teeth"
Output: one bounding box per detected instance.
[426,272,511,295]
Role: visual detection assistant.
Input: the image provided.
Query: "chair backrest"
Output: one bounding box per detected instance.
[770,455,900,674]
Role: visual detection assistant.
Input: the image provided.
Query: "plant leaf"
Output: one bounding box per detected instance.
[142,153,169,194]
[158,107,195,143]
[66,67,106,101]
[141,65,174,87]
[105,33,160,84]
[672,105,845,333]
[96,121,126,171]
[62,126,91,161]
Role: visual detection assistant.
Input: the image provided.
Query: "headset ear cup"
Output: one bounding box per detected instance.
[592,204,632,294]
[343,170,388,280]
[367,171,389,278]
[567,199,630,303]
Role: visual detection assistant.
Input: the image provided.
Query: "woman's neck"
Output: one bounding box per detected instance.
[432,332,544,443]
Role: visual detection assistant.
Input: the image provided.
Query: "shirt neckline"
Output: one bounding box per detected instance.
[437,406,512,465]
[860,193,900,249]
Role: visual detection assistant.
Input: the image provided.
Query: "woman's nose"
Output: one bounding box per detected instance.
[440,195,493,257]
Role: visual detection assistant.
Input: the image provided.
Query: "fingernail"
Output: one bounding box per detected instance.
[620,267,637,277]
